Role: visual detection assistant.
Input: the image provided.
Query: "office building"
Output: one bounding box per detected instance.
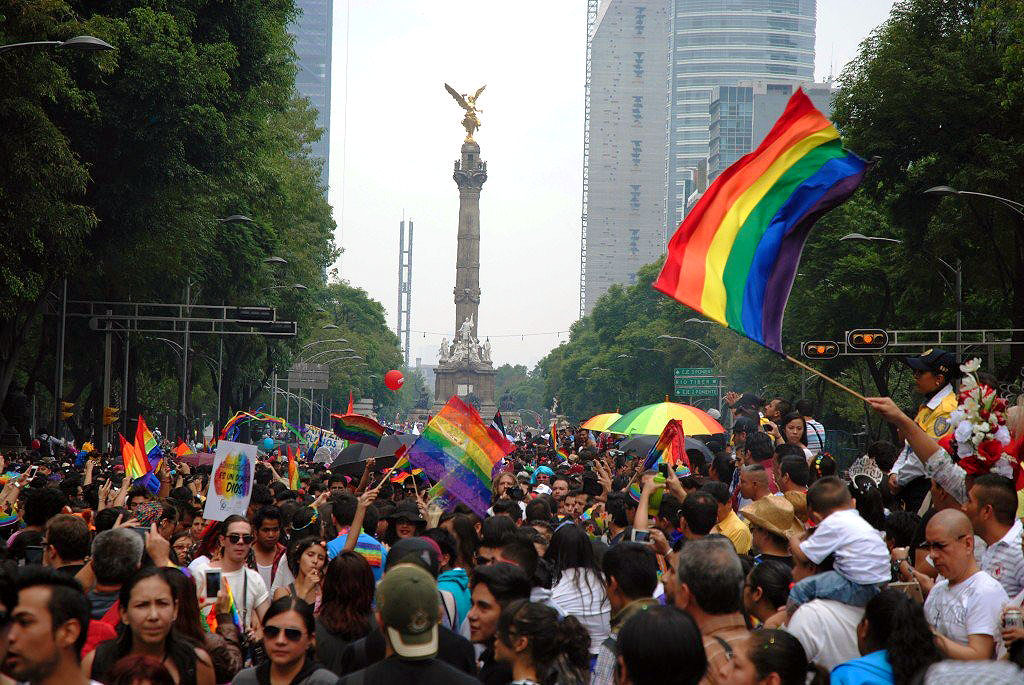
[708,80,833,180]
[582,0,672,314]
[668,0,816,228]
[290,0,333,193]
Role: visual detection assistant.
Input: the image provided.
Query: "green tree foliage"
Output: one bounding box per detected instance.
[494,363,547,417]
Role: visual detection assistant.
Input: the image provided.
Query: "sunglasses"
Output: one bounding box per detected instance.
[264,625,304,642]
[225,534,255,545]
[919,534,966,552]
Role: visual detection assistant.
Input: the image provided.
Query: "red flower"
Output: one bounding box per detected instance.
[978,439,1003,463]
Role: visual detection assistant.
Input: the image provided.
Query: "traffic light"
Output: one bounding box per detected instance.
[61,401,75,420]
[802,341,840,360]
[847,329,889,351]
[102,407,120,426]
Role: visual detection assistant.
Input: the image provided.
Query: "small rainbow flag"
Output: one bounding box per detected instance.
[119,433,149,481]
[135,415,161,468]
[643,419,690,472]
[287,446,299,490]
[408,396,515,517]
[653,89,867,353]
[205,575,243,634]
[550,422,570,462]
[173,441,194,457]
[332,412,385,447]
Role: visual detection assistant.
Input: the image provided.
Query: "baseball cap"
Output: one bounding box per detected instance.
[375,564,439,659]
[385,537,441,576]
[904,349,957,378]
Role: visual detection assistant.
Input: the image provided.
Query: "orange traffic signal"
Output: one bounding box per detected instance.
[848,329,889,350]
[102,407,120,426]
[61,401,74,420]
[802,341,840,360]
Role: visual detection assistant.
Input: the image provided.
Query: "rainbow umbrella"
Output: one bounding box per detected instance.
[581,412,622,432]
[607,401,724,436]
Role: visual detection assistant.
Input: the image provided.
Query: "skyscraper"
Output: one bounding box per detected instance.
[581,0,671,314]
[290,0,333,193]
[667,0,815,228]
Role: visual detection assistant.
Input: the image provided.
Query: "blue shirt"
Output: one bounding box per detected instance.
[326,529,386,583]
[830,650,893,685]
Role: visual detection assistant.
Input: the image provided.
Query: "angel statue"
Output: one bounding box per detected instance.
[438,337,450,363]
[458,314,475,342]
[445,83,486,142]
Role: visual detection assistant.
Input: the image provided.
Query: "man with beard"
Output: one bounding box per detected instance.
[4,567,91,685]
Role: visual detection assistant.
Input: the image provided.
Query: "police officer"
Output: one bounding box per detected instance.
[888,349,959,513]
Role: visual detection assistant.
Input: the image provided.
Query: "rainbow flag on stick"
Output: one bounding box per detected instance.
[643,419,690,472]
[332,412,385,447]
[119,433,149,481]
[173,441,194,457]
[287,446,299,490]
[135,415,161,468]
[653,89,866,353]
[408,396,515,517]
[550,422,570,462]
[205,576,243,634]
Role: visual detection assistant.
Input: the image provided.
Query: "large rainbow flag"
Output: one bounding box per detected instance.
[653,89,867,353]
[331,412,385,447]
[119,433,149,481]
[643,419,690,472]
[408,396,515,516]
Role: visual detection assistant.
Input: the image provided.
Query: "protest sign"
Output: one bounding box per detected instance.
[202,440,257,521]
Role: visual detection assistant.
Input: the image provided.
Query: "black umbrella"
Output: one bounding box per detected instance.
[327,433,418,472]
[617,435,714,465]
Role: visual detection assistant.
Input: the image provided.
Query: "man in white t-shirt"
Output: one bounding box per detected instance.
[923,509,1008,660]
[194,515,270,632]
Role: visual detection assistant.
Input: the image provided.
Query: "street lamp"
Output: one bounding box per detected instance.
[263,256,288,266]
[321,323,339,330]
[0,35,114,54]
[923,185,1024,218]
[218,214,255,225]
[264,283,307,292]
[840,232,963,357]
[684,317,717,325]
[656,335,716,365]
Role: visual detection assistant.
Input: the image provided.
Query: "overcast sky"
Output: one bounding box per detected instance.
[325,0,897,370]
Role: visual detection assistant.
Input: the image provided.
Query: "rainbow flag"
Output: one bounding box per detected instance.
[332,412,385,447]
[287,446,299,490]
[119,433,149,481]
[135,415,160,464]
[549,422,570,462]
[643,419,689,472]
[408,396,515,517]
[393,452,411,471]
[173,441,194,457]
[653,89,867,353]
[205,575,243,634]
[390,470,421,484]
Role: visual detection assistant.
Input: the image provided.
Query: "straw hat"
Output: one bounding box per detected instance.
[741,495,804,539]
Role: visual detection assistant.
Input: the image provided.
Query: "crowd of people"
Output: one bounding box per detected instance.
[0,348,1023,684]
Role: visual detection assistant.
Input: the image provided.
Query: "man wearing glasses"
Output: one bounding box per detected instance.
[196,515,270,632]
[922,509,1008,660]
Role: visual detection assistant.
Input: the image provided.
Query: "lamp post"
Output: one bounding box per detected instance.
[0,35,114,54]
[656,335,716,365]
[840,232,963,357]
[924,186,1024,218]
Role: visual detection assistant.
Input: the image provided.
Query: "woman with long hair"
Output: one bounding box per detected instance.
[742,560,792,626]
[494,600,590,685]
[170,532,194,567]
[230,597,336,685]
[775,411,812,460]
[108,656,176,685]
[314,551,375,673]
[722,629,825,685]
[272,537,327,606]
[163,567,242,684]
[83,567,215,685]
[544,523,610,656]
[616,606,706,685]
[441,512,481,571]
[830,589,941,684]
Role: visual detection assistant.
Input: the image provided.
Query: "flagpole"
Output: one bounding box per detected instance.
[783,355,867,402]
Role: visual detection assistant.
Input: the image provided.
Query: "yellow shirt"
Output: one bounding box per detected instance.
[915,384,958,438]
[712,509,752,555]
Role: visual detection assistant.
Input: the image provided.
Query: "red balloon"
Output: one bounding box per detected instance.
[30,439,41,450]
[384,370,405,391]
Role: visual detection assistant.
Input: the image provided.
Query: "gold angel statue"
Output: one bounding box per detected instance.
[445,83,486,142]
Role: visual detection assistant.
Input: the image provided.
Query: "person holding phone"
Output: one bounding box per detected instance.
[195,516,270,634]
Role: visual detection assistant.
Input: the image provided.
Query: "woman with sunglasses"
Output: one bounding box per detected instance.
[84,567,216,685]
[196,515,271,634]
[273,537,327,606]
[231,596,338,685]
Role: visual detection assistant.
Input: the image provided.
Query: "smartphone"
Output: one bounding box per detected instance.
[658,463,669,478]
[23,545,43,565]
[26,465,38,479]
[129,527,149,543]
[205,569,222,599]
[629,529,652,544]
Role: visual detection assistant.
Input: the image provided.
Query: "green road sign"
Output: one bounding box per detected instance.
[674,377,721,388]
[674,367,713,377]
[674,386,718,397]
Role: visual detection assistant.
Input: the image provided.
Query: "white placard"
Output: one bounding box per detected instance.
[202,440,257,522]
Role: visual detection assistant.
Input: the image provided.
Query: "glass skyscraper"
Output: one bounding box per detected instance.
[668,0,815,227]
[290,0,333,193]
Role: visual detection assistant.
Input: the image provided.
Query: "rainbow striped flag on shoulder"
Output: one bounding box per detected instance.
[204,575,243,634]
[408,396,515,517]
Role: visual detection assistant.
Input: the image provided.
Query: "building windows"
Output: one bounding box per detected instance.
[635,6,646,35]
[632,95,644,123]
[629,185,641,210]
[633,51,645,77]
[457,383,474,396]
[631,140,642,166]
[629,229,640,256]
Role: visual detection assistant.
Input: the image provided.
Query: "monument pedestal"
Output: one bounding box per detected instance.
[432,362,497,417]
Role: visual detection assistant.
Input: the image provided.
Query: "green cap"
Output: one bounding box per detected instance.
[375,564,439,659]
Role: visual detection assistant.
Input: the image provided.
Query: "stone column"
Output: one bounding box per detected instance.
[453,141,487,340]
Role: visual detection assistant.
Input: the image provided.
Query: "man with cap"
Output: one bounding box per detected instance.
[889,349,959,513]
[741,496,804,567]
[337,563,481,685]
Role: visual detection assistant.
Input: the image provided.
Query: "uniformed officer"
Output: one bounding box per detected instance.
[888,349,960,513]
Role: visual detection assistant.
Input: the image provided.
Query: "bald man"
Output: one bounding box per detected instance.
[738,464,772,503]
[922,509,1008,660]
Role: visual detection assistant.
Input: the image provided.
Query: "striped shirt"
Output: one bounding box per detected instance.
[981,519,1024,598]
[327,528,387,582]
[804,419,825,456]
